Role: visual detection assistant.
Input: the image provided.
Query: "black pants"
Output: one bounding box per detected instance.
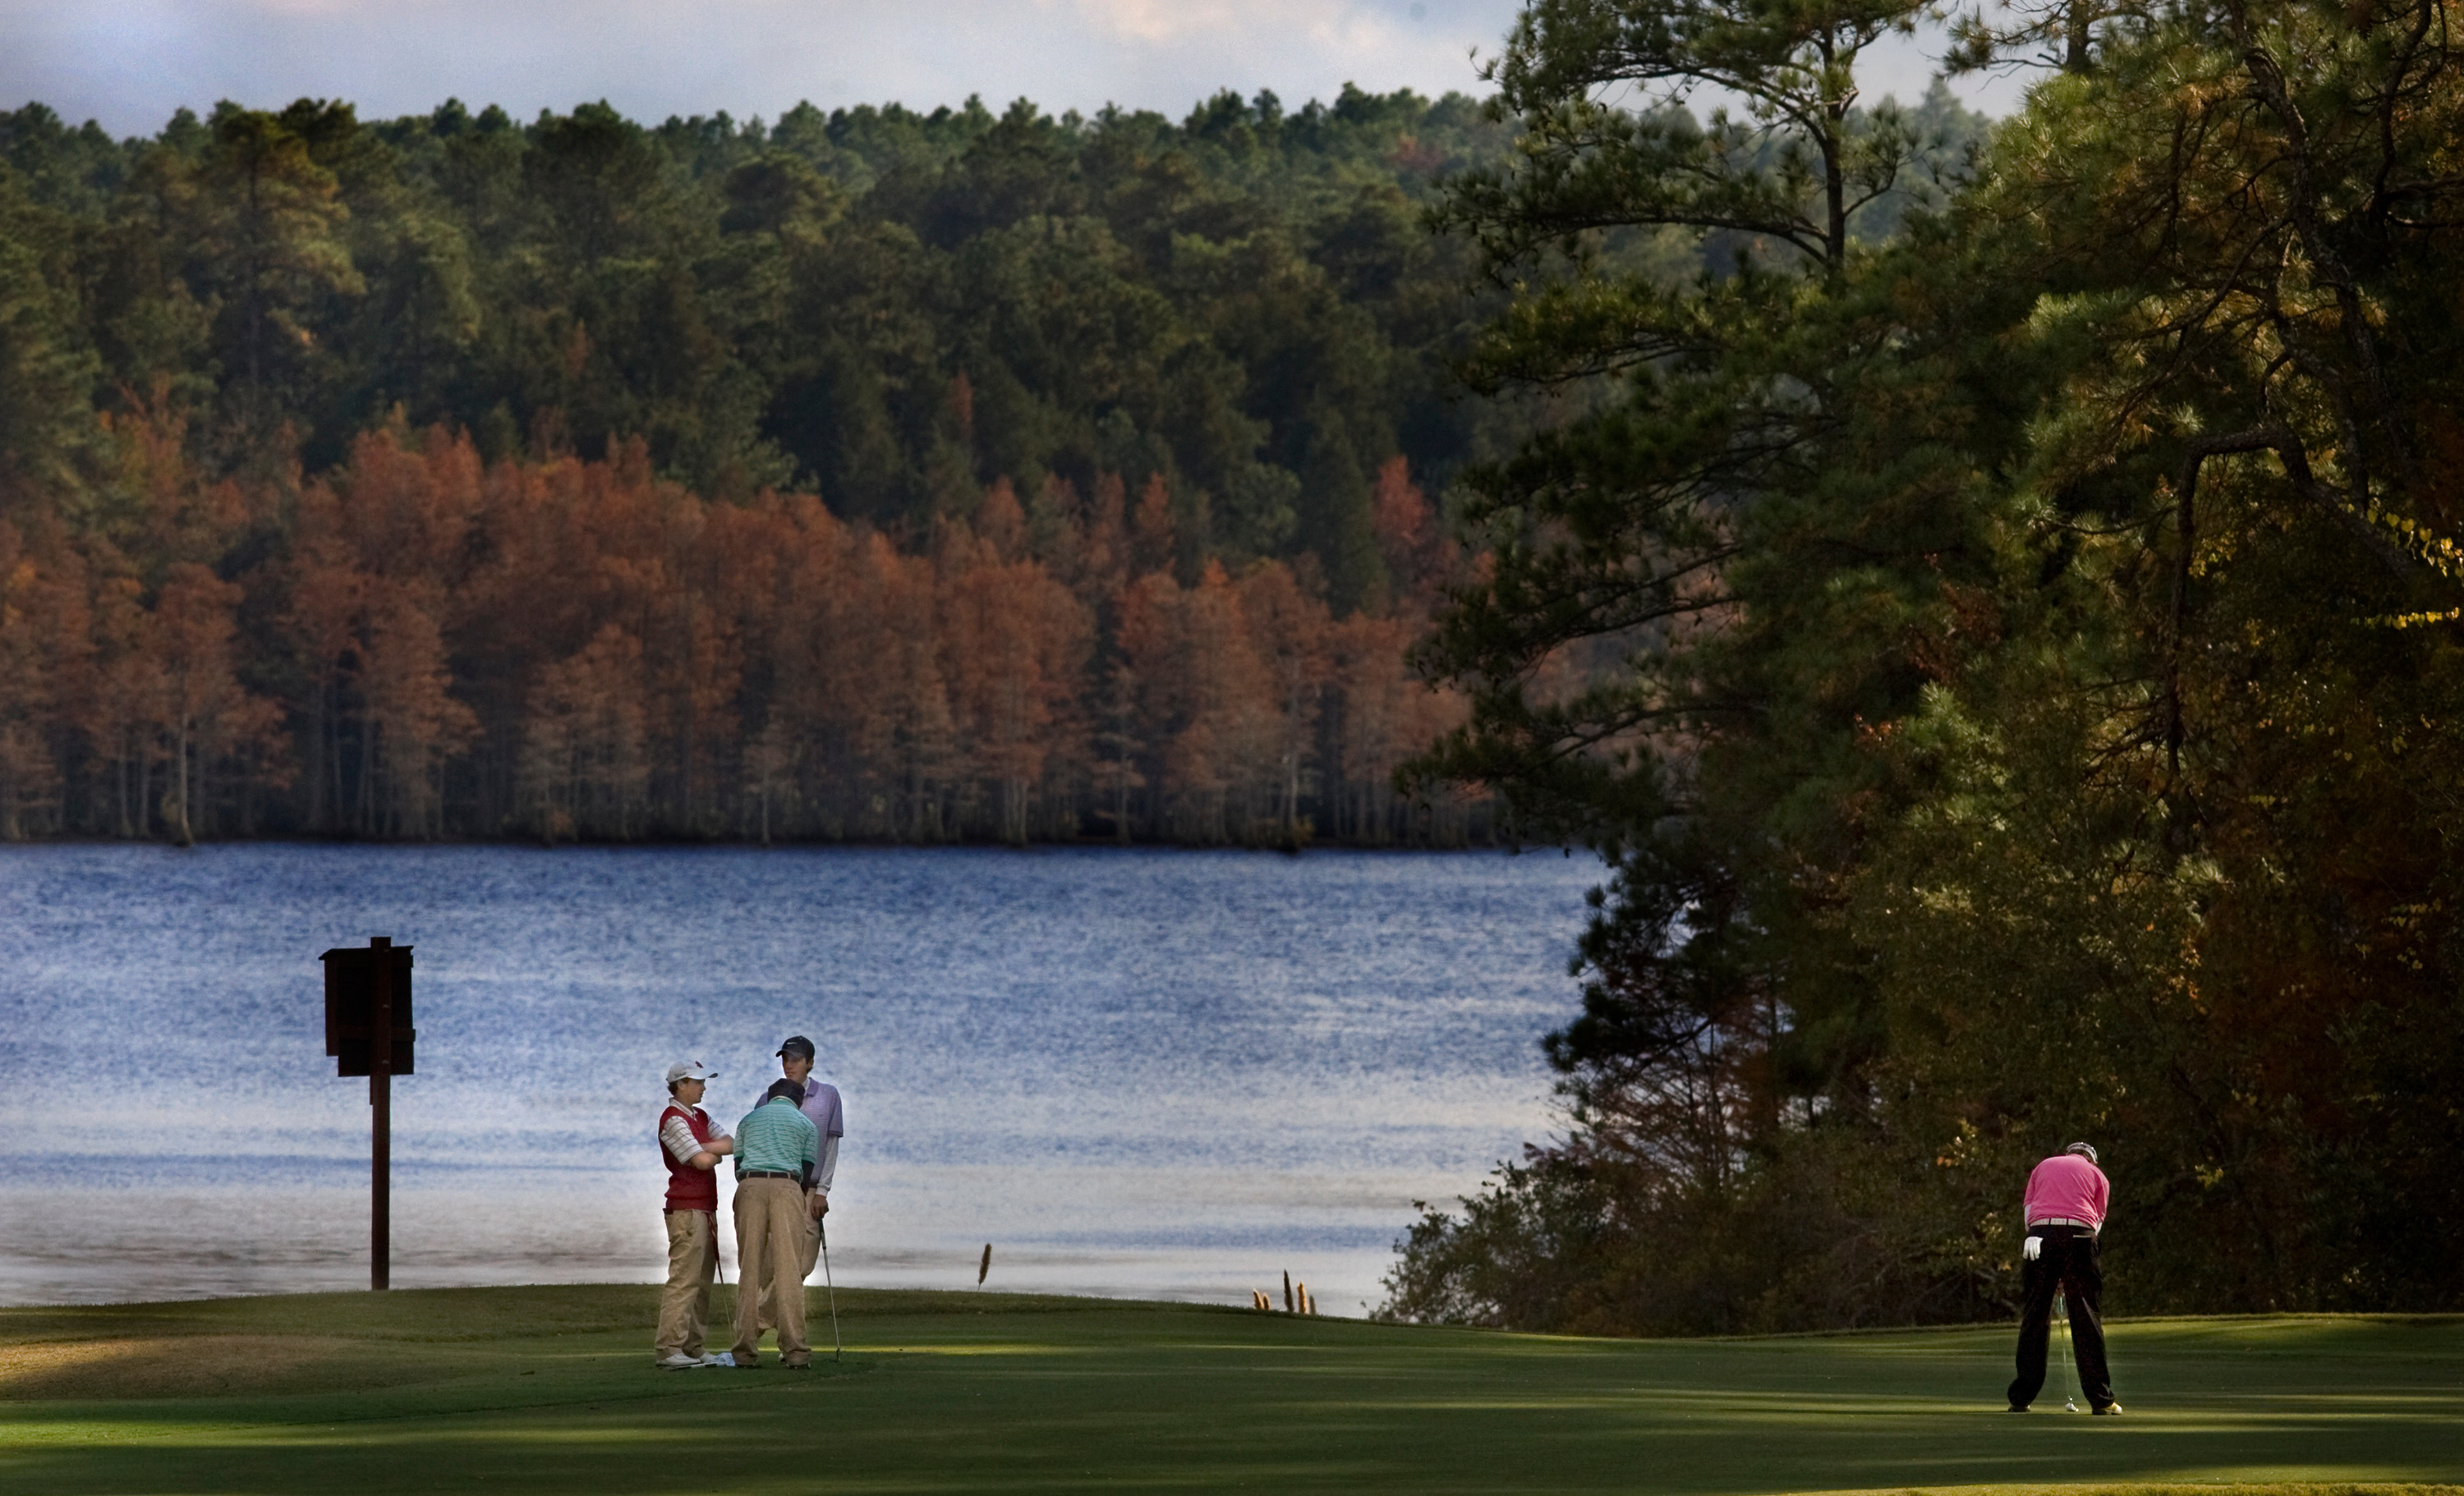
[2007,1224,2114,1409]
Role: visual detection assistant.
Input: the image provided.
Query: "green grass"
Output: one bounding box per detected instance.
[2,1286,2457,1494]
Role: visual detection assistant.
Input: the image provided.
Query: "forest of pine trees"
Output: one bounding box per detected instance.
[0,86,1594,842]
[1379,0,2464,1329]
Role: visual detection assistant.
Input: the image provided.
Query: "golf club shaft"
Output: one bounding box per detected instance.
[820,1217,843,1363]
[2057,1290,2076,1407]
[2066,1296,2080,1401]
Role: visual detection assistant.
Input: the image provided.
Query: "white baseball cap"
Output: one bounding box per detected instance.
[664,1060,718,1086]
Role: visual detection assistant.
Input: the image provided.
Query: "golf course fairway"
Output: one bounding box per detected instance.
[2,1287,2457,1494]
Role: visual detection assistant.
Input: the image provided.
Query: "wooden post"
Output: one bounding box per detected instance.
[322,936,412,1294]
[370,935,393,1292]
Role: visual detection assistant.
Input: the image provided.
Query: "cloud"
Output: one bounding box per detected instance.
[0,0,1518,136]
[0,1,2014,141]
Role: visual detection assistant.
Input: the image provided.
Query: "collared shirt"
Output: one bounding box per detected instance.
[733,1095,819,1182]
[798,1080,844,1140]
[2023,1154,2110,1231]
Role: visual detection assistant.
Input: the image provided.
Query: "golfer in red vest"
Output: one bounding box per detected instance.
[653,1061,734,1370]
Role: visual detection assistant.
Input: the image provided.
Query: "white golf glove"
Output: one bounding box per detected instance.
[2023,1236,2043,1261]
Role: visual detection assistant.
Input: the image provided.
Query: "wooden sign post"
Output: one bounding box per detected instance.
[320,937,416,1291]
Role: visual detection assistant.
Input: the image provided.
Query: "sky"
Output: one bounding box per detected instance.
[0,0,2020,140]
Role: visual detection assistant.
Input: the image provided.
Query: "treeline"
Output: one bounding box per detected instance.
[1383,0,2464,1330]
[0,80,1987,844]
[0,416,1481,843]
[0,86,1524,615]
[0,85,1535,842]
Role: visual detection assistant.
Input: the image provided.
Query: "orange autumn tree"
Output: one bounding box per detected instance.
[152,562,283,845]
[1233,561,1331,842]
[521,622,650,842]
[0,521,67,836]
[939,534,1092,844]
[358,579,477,837]
[0,416,1495,844]
[285,424,489,835]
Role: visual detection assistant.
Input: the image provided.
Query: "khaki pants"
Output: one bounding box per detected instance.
[731,1177,810,1365]
[653,1209,717,1360]
[757,1191,821,1333]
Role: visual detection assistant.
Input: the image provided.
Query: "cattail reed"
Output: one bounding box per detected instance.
[977,1242,992,1287]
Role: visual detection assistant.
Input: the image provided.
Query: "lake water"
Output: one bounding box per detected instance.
[0,844,1599,1315]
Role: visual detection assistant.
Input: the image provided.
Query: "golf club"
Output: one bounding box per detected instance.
[819,1217,843,1363]
[2055,1289,2080,1412]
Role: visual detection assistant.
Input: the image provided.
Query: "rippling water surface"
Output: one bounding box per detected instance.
[0,843,1597,1313]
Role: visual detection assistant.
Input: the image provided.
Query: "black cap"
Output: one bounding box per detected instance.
[764,1078,807,1104]
[776,1035,816,1060]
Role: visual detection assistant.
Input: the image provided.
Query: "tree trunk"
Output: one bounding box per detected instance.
[135,737,151,838]
[172,720,194,847]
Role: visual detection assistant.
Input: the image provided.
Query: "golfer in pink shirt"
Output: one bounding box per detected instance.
[2007,1142,2121,1413]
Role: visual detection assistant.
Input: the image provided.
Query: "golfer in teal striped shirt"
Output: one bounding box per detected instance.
[729,1081,820,1368]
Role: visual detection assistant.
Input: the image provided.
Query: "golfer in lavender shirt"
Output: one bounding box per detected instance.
[756,1034,845,1334]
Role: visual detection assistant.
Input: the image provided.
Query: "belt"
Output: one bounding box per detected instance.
[2030,1216,2097,1230]
[740,1170,802,1181]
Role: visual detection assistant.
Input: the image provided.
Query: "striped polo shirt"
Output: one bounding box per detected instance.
[733,1095,818,1182]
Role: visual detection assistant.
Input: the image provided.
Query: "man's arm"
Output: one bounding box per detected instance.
[796,1117,819,1187]
[802,1087,844,1216]
[808,1133,839,1218]
[661,1111,720,1171]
